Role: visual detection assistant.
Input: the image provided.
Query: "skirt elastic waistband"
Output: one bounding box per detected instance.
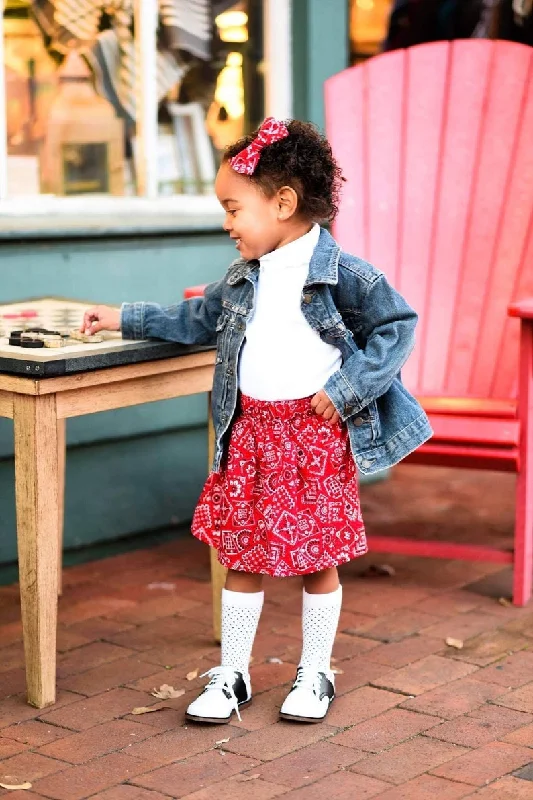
[239,393,314,420]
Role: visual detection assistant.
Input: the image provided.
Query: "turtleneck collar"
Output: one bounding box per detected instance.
[259,223,320,268]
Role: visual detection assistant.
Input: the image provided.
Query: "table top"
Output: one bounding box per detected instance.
[0,298,212,378]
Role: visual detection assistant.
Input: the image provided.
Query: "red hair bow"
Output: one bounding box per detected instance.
[229,117,290,175]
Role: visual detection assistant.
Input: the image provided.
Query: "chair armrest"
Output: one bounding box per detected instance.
[509,298,533,319]
[184,284,207,299]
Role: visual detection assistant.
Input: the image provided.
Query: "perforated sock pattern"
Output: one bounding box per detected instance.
[299,588,342,672]
[221,590,264,675]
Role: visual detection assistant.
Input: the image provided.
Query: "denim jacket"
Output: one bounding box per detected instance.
[121,227,432,475]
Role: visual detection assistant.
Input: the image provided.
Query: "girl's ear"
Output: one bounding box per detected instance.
[276,185,299,220]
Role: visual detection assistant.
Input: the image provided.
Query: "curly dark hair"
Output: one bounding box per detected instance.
[223,119,345,223]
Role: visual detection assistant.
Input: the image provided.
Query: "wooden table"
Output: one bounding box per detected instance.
[0,349,227,708]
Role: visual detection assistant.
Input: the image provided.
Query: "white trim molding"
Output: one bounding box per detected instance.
[0,193,224,236]
[263,0,292,120]
[0,2,7,201]
[134,0,159,198]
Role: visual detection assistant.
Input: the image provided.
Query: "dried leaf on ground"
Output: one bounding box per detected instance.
[186,669,199,681]
[445,637,464,649]
[147,582,176,591]
[266,657,283,664]
[239,774,261,781]
[0,781,32,790]
[216,737,230,745]
[131,703,167,715]
[151,684,185,699]
[498,597,513,607]
[362,563,396,577]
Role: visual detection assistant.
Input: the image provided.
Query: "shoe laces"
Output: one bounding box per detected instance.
[293,666,326,694]
[199,666,243,721]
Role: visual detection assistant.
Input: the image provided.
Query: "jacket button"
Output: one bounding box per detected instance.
[302,293,314,304]
[345,404,354,415]
[227,366,234,376]
[354,416,364,427]
[361,459,373,469]
[221,414,227,423]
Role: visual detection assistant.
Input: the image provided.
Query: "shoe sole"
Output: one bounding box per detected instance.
[279,711,327,723]
[279,699,334,724]
[185,698,252,724]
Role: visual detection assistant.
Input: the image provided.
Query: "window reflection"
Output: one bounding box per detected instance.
[3,0,262,198]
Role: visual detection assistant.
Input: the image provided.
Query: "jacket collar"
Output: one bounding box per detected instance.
[306,227,340,286]
[226,227,340,287]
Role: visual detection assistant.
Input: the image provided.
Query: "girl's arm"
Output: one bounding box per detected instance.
[120,278,225,346]
[324,275,417,420]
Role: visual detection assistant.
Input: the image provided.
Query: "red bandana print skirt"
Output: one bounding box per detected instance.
[191,394,368,577]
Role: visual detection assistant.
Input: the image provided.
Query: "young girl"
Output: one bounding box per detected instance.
[81,118,432,725]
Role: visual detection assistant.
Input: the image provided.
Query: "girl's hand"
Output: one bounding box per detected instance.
[80,305,121,334]
[310,390,340,426]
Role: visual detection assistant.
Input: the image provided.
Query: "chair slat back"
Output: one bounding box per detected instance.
[325,40,533,401]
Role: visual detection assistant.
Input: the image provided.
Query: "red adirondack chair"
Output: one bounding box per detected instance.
[325,39,533,605]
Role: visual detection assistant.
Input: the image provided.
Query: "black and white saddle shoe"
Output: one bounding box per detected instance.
[185,666,251,724]
[279,666,335,723]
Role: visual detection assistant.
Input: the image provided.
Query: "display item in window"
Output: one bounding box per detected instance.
[493,0,533,43]
[38,51,124,195]
[29,0,239,122]
[382,0,533,49]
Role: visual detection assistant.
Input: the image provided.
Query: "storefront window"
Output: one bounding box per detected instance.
[350,0,393,63]
[2,0,263,200]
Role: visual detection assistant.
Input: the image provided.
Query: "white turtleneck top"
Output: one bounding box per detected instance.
[238,224,342,401]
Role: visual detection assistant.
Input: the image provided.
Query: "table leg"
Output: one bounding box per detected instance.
[207,393,226,643]
[57,419,66,596]
[14,394,60,708]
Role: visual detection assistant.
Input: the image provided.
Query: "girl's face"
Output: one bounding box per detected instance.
[215,162,298,261]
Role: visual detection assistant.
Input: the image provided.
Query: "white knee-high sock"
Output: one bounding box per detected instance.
[299,585,343,672]
[220,588,264,674]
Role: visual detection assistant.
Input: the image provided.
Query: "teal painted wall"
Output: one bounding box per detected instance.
[0,233,234,564]
[292,0,349,127]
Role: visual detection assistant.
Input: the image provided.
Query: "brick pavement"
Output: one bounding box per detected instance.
[1,465,533,799]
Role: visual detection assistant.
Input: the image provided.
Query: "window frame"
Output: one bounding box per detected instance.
[0,0,292,216]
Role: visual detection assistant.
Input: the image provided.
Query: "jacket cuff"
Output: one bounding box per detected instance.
[120,302,145,340]
[323,370,361,421]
